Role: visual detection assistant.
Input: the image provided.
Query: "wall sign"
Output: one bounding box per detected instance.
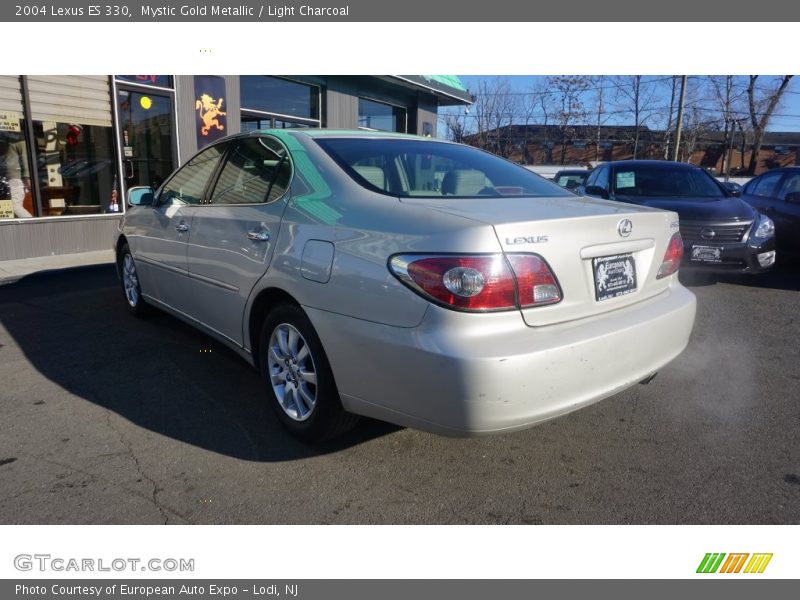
[193,75,227,149]
[0,111,22,132]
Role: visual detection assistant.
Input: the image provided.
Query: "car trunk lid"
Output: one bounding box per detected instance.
[400,195,680,327]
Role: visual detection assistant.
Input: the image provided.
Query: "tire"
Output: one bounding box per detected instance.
[119,243,150,317]
[259,304,358,442]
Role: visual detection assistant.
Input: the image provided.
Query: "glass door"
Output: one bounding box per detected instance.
[116,86,176,198]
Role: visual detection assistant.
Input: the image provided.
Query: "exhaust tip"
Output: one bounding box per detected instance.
[639,372,658,385]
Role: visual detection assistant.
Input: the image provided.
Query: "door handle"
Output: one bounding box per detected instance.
[175,222,190,233]
[123,160,134,180]
[247,230,270,242]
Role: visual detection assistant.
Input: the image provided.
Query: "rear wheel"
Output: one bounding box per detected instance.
[119,243,150,317]
[259,304,357,442]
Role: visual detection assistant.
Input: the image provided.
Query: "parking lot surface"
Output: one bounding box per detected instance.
[0,264,798,524]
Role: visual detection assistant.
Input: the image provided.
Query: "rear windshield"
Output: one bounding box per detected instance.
[613,165,724,198]
[316,138,571,198]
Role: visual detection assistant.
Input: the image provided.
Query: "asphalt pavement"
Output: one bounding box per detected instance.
[0,263,798,524]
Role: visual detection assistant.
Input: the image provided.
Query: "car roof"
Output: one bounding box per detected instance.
[597,160,702,170]
[243,128,428,142]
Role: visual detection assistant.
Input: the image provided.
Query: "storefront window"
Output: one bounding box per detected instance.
[241,115,312,131]
[240,76,319,121]
[116,75,174,88]
[0,118,35,219]
[358,98,406,132]
[34,121,116,216]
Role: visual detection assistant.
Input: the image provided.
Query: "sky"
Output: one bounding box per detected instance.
[452,75,800,133]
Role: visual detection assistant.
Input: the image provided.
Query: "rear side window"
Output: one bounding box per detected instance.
[316,138,571,199]
[159,144,225,206]
[210,137,291,205]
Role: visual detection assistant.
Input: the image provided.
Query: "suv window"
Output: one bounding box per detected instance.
[777,172,800,201]
[316,138,570,199]
[159,144,225,206]
[748,171,783,198]
[210,137,292,205]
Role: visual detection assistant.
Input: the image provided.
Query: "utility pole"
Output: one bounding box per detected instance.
[672,76,687,162]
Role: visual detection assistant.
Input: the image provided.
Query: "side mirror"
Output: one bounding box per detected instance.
[127,186,154,207]
[584,185,609,199]
[785,191,800,204]
[720,181,742,197]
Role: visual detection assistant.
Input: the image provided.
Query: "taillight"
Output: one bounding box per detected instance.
[506,255,561,307]
[389,254,561,312]
[657,232,684,279]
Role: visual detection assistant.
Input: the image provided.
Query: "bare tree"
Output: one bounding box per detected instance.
[747,75,794,174]
[548,75,590,165]
[471,77,518,158]
[442,110,469,144]
[707,76,748,176]
[660,76,682,159]
[518,81,548,163]
[590,76,611,162]
[613,75,658,159]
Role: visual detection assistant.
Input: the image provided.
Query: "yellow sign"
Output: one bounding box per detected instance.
[0,111,22,132]
[140,96,153,110]
[0,199,14,219]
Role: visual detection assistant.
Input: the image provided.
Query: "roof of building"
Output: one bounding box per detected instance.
[386,76,474,106]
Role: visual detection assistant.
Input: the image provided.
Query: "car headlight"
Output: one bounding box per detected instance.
[753,214,775,239]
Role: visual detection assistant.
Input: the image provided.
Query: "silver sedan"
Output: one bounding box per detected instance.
[115,130,696,441]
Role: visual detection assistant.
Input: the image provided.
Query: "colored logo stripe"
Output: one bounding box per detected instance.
[697,553,773,574]
[744,553,773,573]
[719,553,749,573]
[697,553,726,573]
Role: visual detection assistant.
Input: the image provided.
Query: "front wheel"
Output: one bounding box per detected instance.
[259,305,357,442]
[119,243,150,317]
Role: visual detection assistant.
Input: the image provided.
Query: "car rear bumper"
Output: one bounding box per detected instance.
[682,236,776,273]
[306,282,696,436]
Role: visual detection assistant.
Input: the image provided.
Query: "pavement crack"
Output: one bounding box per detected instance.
[102,411,174,524]
[19,452,189,524]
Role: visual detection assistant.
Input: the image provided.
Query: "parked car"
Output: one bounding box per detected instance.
[553,169,590,191]
[116,131,696,441]
[740,167,800,256]
[580,160,776,273]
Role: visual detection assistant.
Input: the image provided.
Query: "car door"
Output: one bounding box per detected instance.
[773,171,800,253]
[186,135,292,346]
[132,143,226,315]
[741,170,784,214]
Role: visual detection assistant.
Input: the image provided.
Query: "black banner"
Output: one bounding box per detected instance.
[2,580,796,600]
[1,0,793,22]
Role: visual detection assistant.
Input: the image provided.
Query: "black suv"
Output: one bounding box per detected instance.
[580,160,776,273]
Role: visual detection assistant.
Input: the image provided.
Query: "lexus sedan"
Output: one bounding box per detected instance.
[115,131,696,441]
[580,160,776,273]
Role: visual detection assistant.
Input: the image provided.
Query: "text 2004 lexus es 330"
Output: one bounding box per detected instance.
[115,130,696,441]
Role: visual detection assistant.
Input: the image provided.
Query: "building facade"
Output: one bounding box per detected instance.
[0,75,471,261]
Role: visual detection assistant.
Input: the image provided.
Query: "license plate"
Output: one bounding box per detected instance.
[691,245,722,263]
[592,253,637,302]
